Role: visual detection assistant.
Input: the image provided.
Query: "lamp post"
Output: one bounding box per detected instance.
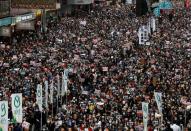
[41,8,46,33]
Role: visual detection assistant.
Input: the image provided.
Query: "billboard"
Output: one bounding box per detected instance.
[11,0,56,9]
[0,0,10,18]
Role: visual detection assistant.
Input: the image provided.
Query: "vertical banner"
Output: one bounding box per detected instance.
[36,84,43,111]
[61,72,65,96]
[64,69,68,93]
[57,74,60,97]
[142,102,149,131]
[138,26,149,45]
[45,81,48,109]
[50,80,54,104]
[151,17,156,32]
[147,18,151,34]
[64,69,69,79]
[0,101,8,131]
[11,93,23,123]
[154,92,162,114]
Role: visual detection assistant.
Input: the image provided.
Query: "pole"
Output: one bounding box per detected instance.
[43,9,46,33]
[161,114,163,129]
[185,109,187,129]
[57,94,59,113]
[41,111,43,131]
[41,8,46,33]
[41,9,43,33]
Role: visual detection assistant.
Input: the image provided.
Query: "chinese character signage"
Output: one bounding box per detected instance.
[0,0,10,18]
[11,0,56,9]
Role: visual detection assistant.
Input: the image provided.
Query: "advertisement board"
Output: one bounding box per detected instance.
[11,0,56,9]
[0,0,10,18]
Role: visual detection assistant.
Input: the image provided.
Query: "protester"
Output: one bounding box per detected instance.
[0,2,190,131]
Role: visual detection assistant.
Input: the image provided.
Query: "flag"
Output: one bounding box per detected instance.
[11,93,23,123]
[36,84,43,111]
[142,102,148,131]
[50,80,54,104]
[45,80,48,109]
[154,92,162,114]
[0,101,8,131]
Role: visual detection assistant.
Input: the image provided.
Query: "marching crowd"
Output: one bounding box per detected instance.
[0,2,191,131]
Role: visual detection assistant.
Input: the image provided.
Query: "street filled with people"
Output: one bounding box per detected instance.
[0,2,191,131]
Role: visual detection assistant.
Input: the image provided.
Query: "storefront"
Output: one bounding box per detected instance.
[0,17,12,37]
[67,0,94,15]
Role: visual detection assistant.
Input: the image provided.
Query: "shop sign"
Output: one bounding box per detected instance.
[15,13,35,23]
[0,17,12,27]
[16,21,35,30]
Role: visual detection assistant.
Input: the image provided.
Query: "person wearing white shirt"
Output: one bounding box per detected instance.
[170,123,181,131]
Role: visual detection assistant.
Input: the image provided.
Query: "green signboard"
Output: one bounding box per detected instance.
[0,0,10,18]
[11,0,56,9]
[0,17,12,27]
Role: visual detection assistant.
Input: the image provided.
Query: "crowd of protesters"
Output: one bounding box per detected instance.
[0,2,191,131]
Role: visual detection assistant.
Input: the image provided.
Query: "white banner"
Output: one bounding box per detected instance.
[138,26,149,45]
[151,17,156,32]
[50,80,54,104]
[45,81,48,109]
[0,101,8,131]
[36,84,43,111]
[147,18,151,34]
[154,92,162,114]
[61,72,65,96]
[142,102,148,131]
[64,78,68,94]
[11,93,23,123]
[64,69,69,79]
[57,74,60,97]
[61,69,69,97]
